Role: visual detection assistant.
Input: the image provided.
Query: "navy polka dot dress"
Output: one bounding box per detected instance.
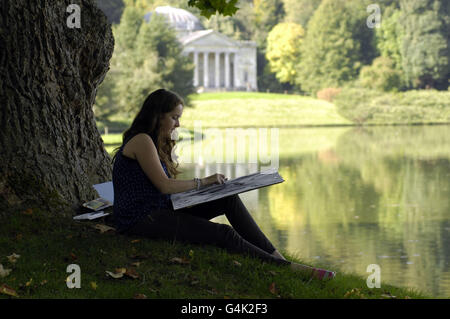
[112,142,172,233]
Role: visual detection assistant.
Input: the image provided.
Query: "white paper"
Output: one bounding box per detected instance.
[73,211,110,220]
[93,181,114,203]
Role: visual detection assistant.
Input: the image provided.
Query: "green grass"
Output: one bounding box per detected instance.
[181,92,352,129]
[0,208,428,299]
[188,91,309,101]
[97,92,352,133]
[102,134,123,154]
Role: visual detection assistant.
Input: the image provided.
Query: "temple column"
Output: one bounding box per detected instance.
[203,51,209,88]
[215,51,220,88]
[225,52,230,89]
[193,51,199,86]
[233,52,239,89]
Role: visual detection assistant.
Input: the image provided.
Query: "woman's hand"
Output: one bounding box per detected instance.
[201,174,228,187]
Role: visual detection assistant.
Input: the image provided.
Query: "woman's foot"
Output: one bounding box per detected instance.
[290,263,336,281]
[310,267,336,280]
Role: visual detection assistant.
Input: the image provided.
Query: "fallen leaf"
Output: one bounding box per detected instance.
[94,224,116,234]
[90,282,97,290]
[170,257,190,265]
[269,282,278,295]
[344,288,366,299]
[106,270,124,279]
[232,260,242,267]
[22,208,33,216]
[0,264,12,278]
[115,268,127,274]
[0,284,19,297]
[7,253,20,264]
[133,293,147,299]
[125,268,139,279]
[25,278,33,287]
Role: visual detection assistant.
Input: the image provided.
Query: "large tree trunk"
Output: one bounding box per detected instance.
[0,0,114,214]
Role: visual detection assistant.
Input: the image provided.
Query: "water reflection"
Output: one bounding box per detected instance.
[177,125,450,298]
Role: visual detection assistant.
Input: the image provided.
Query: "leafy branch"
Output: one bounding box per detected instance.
[187,0,239,18]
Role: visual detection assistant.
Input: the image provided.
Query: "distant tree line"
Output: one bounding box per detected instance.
[265,0,449,95]
[94,0,450,119]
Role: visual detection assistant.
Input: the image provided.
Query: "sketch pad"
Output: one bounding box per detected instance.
[170,171,284,210]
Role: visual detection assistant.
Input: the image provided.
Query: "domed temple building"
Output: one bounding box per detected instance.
[144,6,258,92]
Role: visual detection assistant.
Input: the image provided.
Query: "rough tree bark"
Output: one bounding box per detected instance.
[0,0,114,214]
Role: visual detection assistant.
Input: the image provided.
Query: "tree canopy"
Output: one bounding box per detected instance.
[399,0,450,89]
[266,22,304,85]
[94,6,194,117]
[295,0,376,95]
[281,0,321,28]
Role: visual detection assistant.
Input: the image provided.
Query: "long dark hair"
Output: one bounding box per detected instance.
[111,88,183,178]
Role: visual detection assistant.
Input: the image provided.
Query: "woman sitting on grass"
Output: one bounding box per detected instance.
[111,88,336,281]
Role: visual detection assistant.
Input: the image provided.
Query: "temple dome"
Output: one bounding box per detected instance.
[143,6,205,33]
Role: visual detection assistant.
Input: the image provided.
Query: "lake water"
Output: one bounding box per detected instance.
[175,125,450,298]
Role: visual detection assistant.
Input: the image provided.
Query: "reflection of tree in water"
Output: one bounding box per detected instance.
[333,126,450,296]
[266,155,381,262]
[260,126,450,296]
[336,126,450,228]
[336,126,450,161]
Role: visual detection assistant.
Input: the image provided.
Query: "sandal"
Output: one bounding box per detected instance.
[311,268,336,281]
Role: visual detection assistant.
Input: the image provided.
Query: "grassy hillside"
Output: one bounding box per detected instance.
[99,92,352,154]
[180,92,352,129]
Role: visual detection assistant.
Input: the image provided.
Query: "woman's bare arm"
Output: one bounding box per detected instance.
[126,133,224,194]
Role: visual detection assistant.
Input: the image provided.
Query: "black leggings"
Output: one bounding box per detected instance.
[125,194,290,265]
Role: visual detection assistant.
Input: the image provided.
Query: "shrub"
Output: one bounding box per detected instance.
[359,57,404,92]
[334,88,450,125]
[333,88,383,124]
[316,88,342,102]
